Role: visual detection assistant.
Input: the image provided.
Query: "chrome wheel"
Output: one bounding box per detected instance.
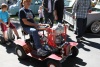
[91,21,100,33]
[17,49,22,57]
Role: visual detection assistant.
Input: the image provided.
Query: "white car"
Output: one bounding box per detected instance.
[63,1,100,34]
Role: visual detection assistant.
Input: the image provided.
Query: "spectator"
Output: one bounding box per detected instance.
[19,0,48,56]
[0,3,20,44]
[42,0,54,27]
[72,0,92,42]
[54,0,64,23]
[38,5,44,23]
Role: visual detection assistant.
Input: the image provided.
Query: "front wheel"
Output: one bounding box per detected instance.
[15,45,27,59]
[71,46,79,57]
[47,60,62,67]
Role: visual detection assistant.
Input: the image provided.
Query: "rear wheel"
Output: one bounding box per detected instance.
[71,46,79,57]
[47,60,62,67]
[0,36,5,44]
[90,21,100,33]
[15,45,27,59]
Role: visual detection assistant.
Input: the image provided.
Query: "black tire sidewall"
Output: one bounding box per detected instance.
[71,46,79,57]
[15,45,27,59]
[47,60,62,67]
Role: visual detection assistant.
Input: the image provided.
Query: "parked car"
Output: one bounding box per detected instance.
[0,0,7,8]
[8,0,42,15]
[63,1,100,34]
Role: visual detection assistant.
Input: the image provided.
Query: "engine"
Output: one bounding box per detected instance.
[52,23,65,46]
[52,23,64,35]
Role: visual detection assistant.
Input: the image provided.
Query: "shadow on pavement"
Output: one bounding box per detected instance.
[77,43,91,51]
[18,57,48,67]
[0,39,16,54]
[84,33,100,38]
[67,35,75,42]
[62,56,87,67]
[18,56,87,67]
[77,34,100,50]
[81,39,100,50]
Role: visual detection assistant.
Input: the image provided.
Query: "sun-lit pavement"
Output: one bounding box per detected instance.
[0,18,100,67]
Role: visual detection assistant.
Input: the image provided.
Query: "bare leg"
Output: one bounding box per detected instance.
[2,31,8,41]
[13,28,20,37]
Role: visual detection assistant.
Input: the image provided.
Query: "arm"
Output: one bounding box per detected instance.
[72,0,79,16]
[53,0,58,20]
[54,10,58,20]
[42,0,48,11]
[0,19,7,25]
[22,18,38,28]
[88,0,92,13]
[8,18,10,26]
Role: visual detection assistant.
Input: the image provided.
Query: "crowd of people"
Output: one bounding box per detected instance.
[0,0,93,56]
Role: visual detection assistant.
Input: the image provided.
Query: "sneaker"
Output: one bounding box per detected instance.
[17,37,21,39]
[37,48,48,56]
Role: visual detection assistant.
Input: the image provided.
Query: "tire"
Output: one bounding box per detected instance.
[90,21,100,33]
[0,36,5,44]
[47,60,62,67]
[71,46,79,57]
[15,45,27,59]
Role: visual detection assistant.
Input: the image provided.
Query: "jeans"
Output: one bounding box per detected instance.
[23,27,42,49]
[76,18,87,38]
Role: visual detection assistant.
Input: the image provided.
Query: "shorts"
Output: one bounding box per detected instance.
[1,22,15,32]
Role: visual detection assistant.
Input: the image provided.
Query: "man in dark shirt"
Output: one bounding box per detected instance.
[19,0,47,56]
[42,0,54,27]
[54,0,64,23]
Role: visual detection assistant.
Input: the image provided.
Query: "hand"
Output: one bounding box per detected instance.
[88,10,92,13]
[6,25,9,28]
[55,15,58,20]
[3,23,7,27]
[72,16,75,19]
[34,24,39,28]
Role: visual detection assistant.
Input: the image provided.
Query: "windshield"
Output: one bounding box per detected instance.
[64,0,75,7]
[92,2,100,11]
[16,0,21,6]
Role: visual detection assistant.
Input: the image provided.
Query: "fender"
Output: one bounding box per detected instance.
[69,42,78,49]
[14,39,26,46]
[47,54,62,61]
[14,39,32,54]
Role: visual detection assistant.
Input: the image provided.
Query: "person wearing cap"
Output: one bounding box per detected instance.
[19,0,48,56]
[0,3,21,44]
[72,0,92,42]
